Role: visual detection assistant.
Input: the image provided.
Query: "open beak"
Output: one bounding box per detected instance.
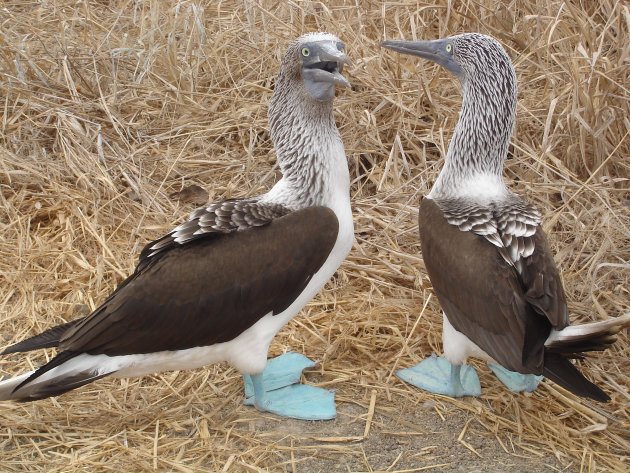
[302,42,352,89]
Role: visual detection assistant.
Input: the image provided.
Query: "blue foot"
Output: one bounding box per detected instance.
[244,382,336,420]
[243,352,336,420]
[488,363,542,393]
[243,352,316,398]
[396,355,481,397]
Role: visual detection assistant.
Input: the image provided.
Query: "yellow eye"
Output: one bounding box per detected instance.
[301,47,310,57]
[446,43,453,53]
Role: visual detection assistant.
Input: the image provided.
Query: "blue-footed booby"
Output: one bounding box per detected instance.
[382,33,630,401]
[0,32,354,419]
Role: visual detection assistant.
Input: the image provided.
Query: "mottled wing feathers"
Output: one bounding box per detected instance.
[139,199,291,268]
[439,196,541,271]
[437,195,567,328]
[420,197,568,373]
[494,199,541,270]
[56,206,338,356]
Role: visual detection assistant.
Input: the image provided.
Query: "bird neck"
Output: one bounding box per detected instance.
[429,75,516,202]
[266,82,349,209]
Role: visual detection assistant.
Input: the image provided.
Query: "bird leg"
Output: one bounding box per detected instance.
[448,364,466,397]
[247,373,272,411]
[242,352,336,420]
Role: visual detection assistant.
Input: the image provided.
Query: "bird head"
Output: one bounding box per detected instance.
[381,33,514,87]
[382,33,518,190]
[279,32,351,102]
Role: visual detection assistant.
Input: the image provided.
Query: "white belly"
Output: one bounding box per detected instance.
[442,312,494,365]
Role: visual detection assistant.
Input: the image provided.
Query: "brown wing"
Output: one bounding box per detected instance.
[2,199,293,355]
[54,206,338,356]
[419,198,568,373]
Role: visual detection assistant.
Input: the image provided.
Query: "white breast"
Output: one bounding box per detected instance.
[430,171,508,202]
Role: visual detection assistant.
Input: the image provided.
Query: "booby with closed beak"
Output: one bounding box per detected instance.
[382,33,630,400]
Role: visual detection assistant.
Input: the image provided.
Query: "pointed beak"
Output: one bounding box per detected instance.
[381,39,462,77]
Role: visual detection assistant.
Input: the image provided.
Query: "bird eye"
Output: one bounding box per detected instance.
[301,47,310,57]
[446,43,453,53]
[337,42,345,51]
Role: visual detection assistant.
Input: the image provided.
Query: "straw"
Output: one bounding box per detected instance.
[0,1,628,471]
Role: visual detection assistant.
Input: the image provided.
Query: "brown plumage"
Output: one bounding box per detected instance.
[7,207,338,400]
[384,33,630,401]
[420,198,566,374]
[0,32,354,406]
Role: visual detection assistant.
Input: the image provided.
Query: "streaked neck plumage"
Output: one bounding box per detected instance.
[429,60,517,202]
[263,72,349,210]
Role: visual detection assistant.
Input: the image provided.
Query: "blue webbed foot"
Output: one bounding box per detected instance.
[488,363,542,393]
[396,354,481,397]
[244,381,336,420]
[243,352,336,420]
[243,352,315,397]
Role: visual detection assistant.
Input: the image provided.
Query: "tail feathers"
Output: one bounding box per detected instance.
[545,313,630,355]
[541,314,629,402]
[0,372,35,401]
[543,353,610,402]
[14,351,79,392]
[12,372,113,402]
[547,335,618,357]
[2,319,82,355]
[0,354,115,402]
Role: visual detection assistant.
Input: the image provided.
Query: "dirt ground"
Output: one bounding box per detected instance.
[1,362,579,472]
[238,392,568,472]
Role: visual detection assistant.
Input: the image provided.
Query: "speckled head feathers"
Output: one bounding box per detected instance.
[295,32,343,44]
[268,31,349,148]
[383,33,518,199]
[446,34,515,86]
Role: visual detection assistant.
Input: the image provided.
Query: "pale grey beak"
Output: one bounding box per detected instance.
[301,40,352,101]
[381,39,462,77]
[302,41,352,89]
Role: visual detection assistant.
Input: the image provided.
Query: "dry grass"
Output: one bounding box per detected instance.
[1,1,629,472]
